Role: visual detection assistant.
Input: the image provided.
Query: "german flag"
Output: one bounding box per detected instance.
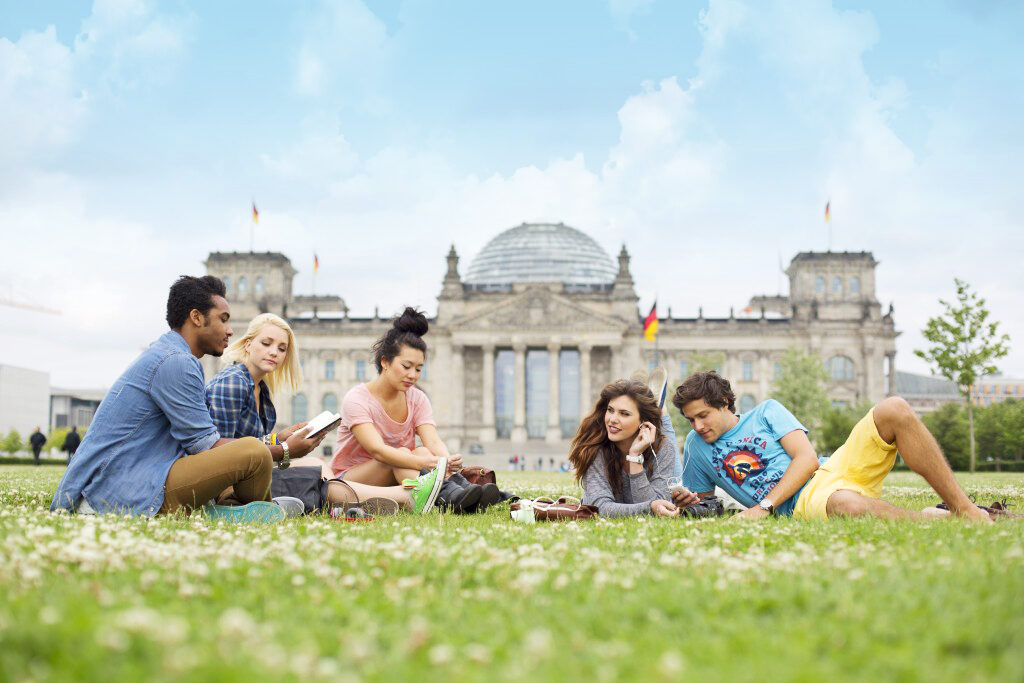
[643,301,658,342]
[314,253,319,274]
[252,202,259,223]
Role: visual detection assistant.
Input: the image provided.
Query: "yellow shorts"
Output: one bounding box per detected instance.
[793,408,898,520]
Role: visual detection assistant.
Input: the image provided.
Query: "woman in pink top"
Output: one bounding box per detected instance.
[331,308,463,487]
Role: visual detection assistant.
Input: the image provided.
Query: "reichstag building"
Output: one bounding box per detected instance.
[203,222,897,459]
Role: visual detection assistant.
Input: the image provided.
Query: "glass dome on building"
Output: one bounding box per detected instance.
[464,222,617,286]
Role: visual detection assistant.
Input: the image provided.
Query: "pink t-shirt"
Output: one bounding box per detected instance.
[330,383,435,475]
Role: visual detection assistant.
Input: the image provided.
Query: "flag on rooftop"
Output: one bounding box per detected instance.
[824,200,830,223]
[643,301,658,342]
[314,253,319,274]
[252,202,259,224]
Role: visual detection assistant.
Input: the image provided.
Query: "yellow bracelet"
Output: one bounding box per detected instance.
[271,433,278,446]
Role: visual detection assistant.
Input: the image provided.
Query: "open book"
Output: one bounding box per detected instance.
[303,410,342,440]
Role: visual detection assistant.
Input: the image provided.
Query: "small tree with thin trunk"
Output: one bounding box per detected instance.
[771,346,830,443]
[915,279,1010,472]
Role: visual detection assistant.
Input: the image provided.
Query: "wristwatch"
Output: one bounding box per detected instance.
[278,440,291,470]
[625,453,643,464]
[758,498,775,515]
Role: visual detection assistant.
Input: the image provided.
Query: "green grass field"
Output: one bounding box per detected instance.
[1,466,1022,683]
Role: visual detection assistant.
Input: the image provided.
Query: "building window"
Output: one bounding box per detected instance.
[742,361,754,381]
[773,362,782,379]
[850,276,860,294]
[832,276,843,294]
[291,394,308,422]
[559,349,580,438]
[238,276,248,297]
[494,350,515,438]
[355,360,367,381]
[679,360,689,378]
[421,360,428,381]
[299,359,305,377]
[322,393,338,414]
[739,394,756,413]
[815,276,825,294]
[324,360,335,380]
[827,356,855,381]
[832,400,850,409]
[525,349,549,439]
[223,276,232,295]
[254,276,265,296]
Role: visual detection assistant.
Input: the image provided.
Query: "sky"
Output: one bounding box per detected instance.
[1,0,1022,389]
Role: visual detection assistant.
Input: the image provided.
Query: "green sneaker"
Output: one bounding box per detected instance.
[402,458,447,514]
[203,501,286,524]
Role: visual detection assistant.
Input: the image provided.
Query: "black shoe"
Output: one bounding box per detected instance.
[681,497,725,518]
[473,483,502,513]
[436,480,483,514]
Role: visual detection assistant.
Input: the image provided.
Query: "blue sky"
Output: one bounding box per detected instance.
[1,0,1022,388]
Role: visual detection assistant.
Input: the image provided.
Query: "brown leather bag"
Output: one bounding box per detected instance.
[510,496,599,522]
[461,466,497,485]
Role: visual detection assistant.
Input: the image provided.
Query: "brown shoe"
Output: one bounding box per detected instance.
[936,499,1023,520]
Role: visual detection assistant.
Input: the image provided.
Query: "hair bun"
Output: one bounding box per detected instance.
[393,307,428,336]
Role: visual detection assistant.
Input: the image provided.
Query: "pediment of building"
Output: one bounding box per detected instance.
[448,288,629,333]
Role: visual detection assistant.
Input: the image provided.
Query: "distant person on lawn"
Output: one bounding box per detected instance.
[29,427,47,465]
[62,426,81,462]
[671,372,991,522]
[51,275,320,522]
[205,312,445,514]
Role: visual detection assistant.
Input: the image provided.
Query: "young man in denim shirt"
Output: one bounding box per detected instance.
[51,275,322,520]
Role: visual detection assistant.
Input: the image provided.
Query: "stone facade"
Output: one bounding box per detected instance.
[202,223,898,461]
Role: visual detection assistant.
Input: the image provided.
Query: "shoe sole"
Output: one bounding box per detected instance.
[476,483,502,512]
[359,497,400,516]
[272,496,305,518]
[418,458,447,514]
[204,501,286,524]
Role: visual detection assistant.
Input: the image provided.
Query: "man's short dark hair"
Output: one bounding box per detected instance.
[672,371,736,413]
[166,275,226,329]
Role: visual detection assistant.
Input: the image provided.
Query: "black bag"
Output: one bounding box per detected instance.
[270,467,329,515]
[681,497,726,518]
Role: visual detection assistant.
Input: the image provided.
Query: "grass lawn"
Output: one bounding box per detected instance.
[1,466,1022,682]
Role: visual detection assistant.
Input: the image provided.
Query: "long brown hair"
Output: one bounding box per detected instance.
[569,378,663,498]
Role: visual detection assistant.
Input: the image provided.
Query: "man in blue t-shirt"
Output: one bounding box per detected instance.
[670,372,990,522]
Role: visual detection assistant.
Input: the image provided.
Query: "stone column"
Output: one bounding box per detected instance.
[481,344,496,442]
[610,346,620,382]
[886,352,896,397]
[579,343,592,418]
[758,351,769,400]
[546,343,561,443]
[451,344,464,438]
[512,343,527,442]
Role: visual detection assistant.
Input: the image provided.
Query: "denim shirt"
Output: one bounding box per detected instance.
[51,331,220,516]
[205,362,276,439]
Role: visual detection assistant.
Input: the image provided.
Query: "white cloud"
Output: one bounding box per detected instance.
[292,0,390,96]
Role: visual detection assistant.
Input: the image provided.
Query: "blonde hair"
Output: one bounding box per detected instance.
[224,313,301,395]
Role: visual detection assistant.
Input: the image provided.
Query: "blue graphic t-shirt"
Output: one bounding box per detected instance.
[682,399,824,517]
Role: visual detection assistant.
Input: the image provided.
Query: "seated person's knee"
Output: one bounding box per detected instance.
[826,490,870,517]
[874,396,914,426]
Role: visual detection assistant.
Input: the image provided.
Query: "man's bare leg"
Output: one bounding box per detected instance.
[865,397,988,522]
[827,489,929,520]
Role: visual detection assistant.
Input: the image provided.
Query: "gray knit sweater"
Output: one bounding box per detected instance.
[580,415,678,517]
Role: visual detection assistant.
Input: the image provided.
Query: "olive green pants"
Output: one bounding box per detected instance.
[160,437,272,514]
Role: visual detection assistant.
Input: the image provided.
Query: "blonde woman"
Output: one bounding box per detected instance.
[205,313,445,514]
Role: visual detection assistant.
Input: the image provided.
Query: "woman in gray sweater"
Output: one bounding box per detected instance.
[569,378,697,517]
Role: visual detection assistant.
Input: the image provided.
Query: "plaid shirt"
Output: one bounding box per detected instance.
[205,362,277,439]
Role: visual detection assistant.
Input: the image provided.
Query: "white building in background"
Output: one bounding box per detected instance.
[0,364,50,438]
[50,388,106,431]
[204,222,899,463]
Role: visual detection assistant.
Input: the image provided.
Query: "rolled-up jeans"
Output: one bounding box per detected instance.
[160,437,273,514]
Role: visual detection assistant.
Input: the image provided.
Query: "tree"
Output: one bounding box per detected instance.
[922,402,969,471]
[1,429,23,456]
[974,399,1024,470]
[818,401,873,455]
[772,346,830,440]
[915,279,1010,472]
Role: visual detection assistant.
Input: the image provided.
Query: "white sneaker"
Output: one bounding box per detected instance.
[647,366,668,410]
[272,496,305,518]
